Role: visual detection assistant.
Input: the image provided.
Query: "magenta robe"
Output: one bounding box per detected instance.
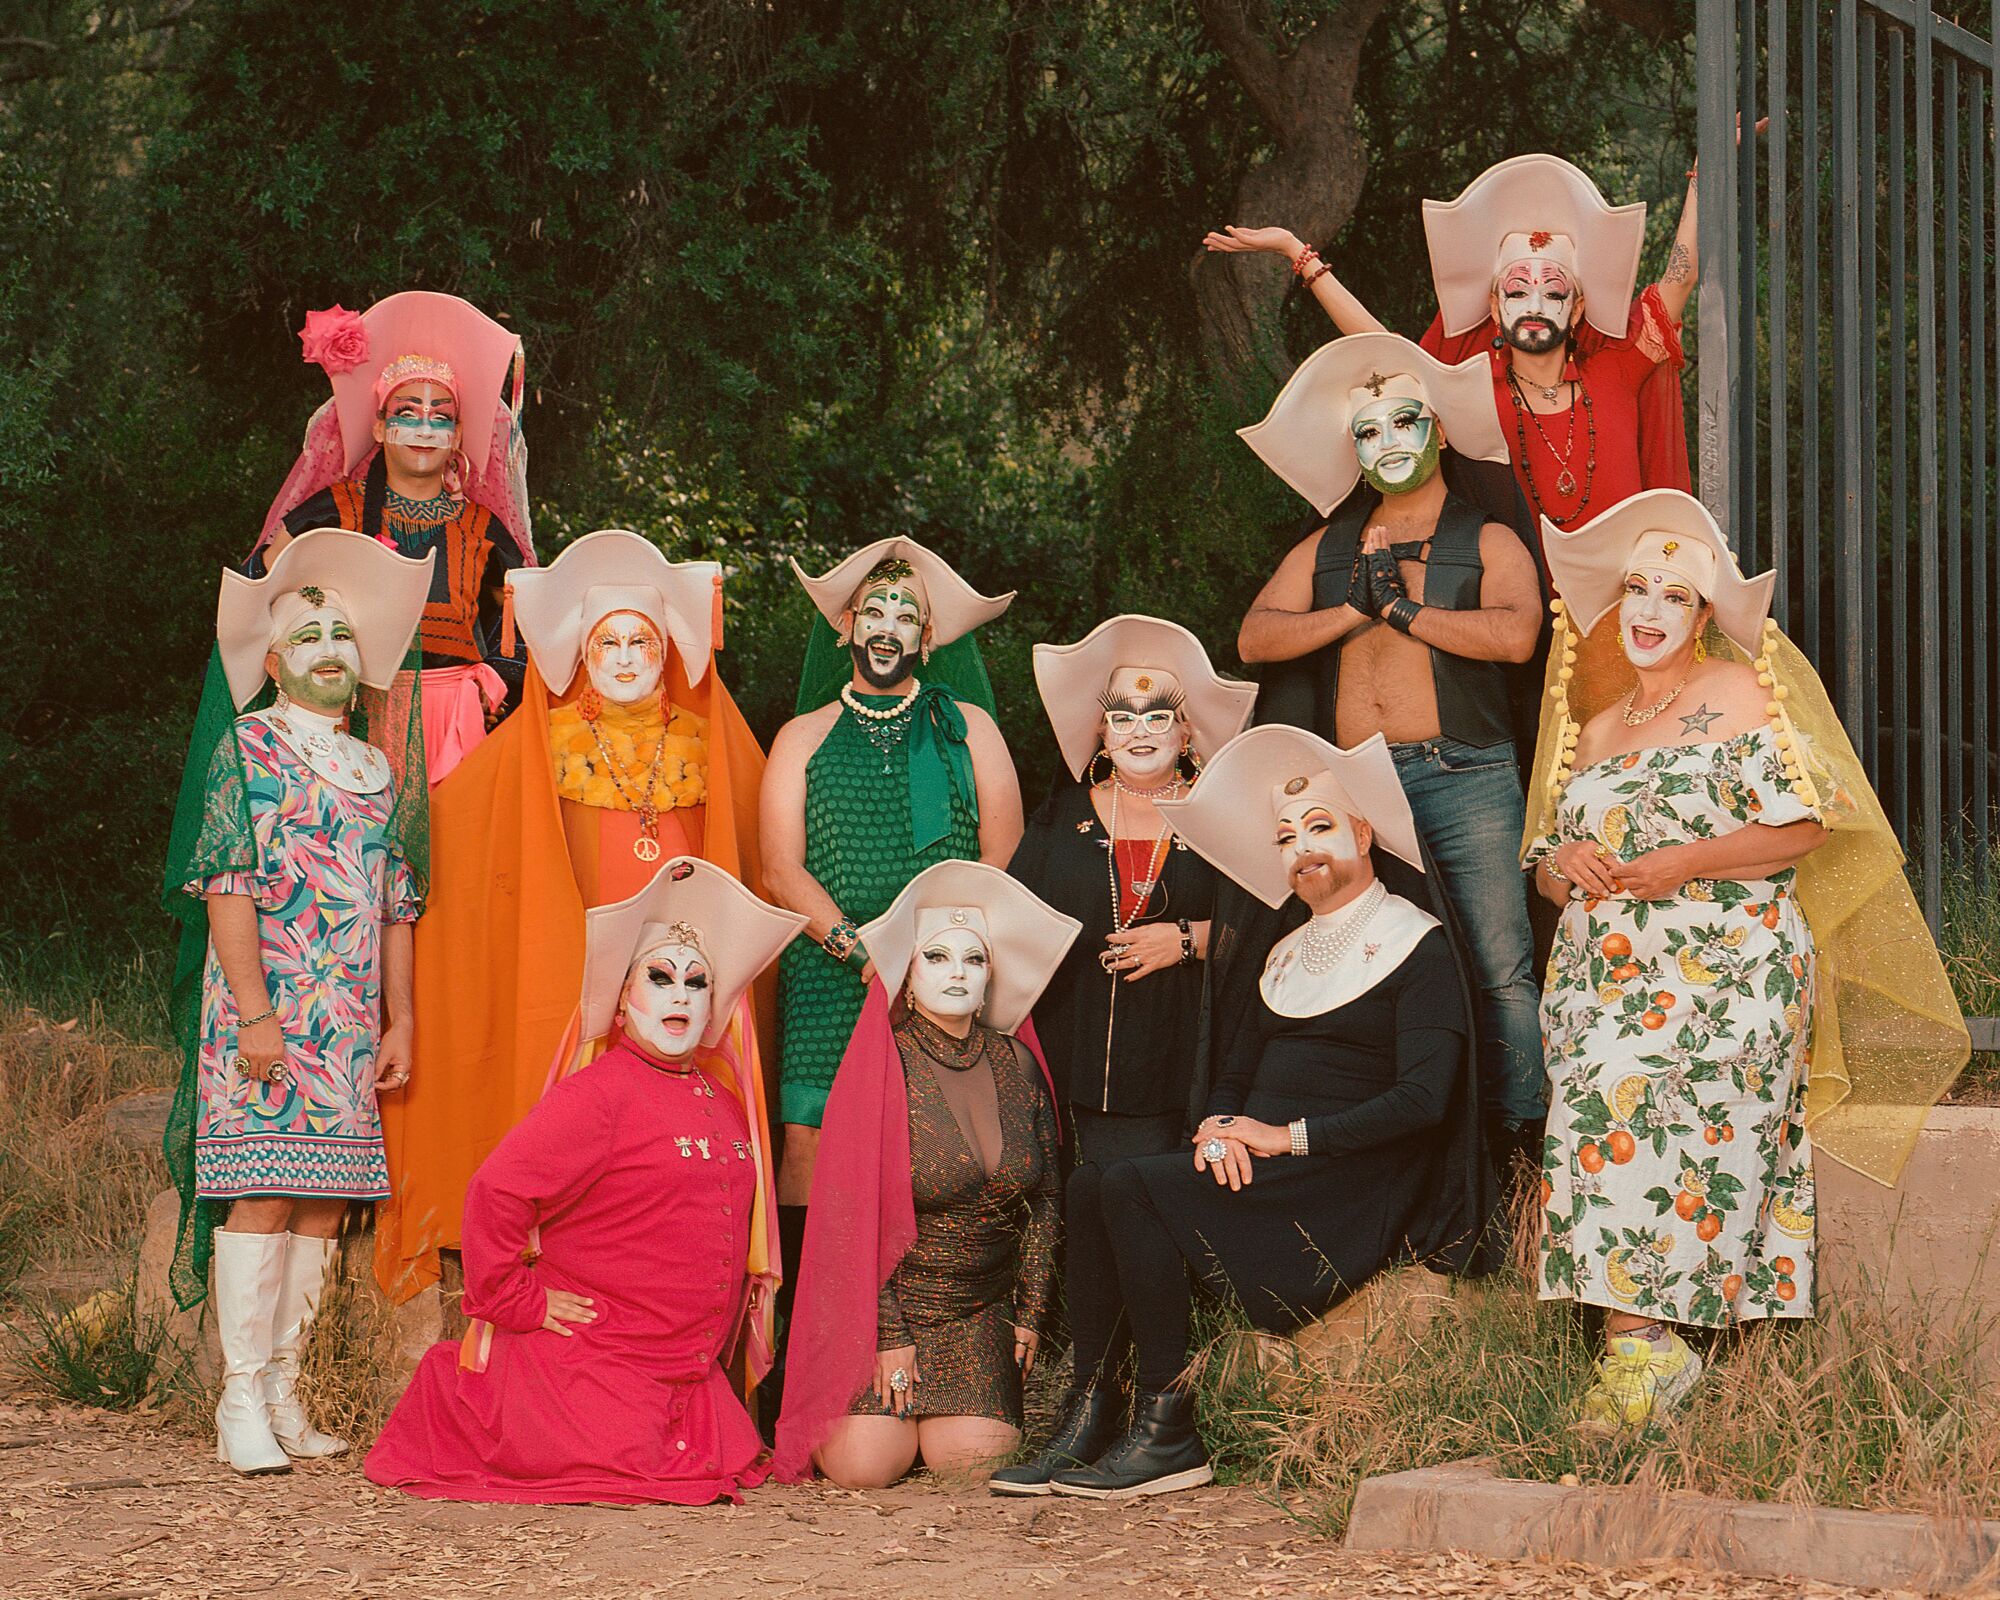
[365,1042,769,1504]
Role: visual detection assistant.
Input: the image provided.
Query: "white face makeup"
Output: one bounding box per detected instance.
[584,610,665,706]
[1496,258,1576,355]
[1274,797,1366,910]
[908,926,991,1023]
[622,942,713,1061]
[375,379,459,483]
[1101,693,1187,786]
[1618,565,1702,670]
[271,606,362,712]
[1349,396,1441,495]
[848,579,927,689]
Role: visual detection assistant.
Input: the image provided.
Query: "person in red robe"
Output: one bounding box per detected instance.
[1205,151,1698,568]
[364,857,806,1505]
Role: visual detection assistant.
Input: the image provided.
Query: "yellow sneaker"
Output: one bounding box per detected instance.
[1577,1329,1703,1431]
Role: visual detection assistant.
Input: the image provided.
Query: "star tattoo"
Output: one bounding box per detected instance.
[1679,703,1721,736]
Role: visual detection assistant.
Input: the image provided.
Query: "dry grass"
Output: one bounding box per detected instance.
[1192,1221,2000,1538]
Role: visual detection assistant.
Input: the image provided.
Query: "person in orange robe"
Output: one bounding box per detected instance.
[374,530,771,1306]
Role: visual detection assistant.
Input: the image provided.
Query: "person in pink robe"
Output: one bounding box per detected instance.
[365,858,805,1504]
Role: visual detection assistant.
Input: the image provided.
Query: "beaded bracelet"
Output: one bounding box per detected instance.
[822,918,860,963]
[1290,244,1322,279]
[1288,1118,1310,1157]
[1301,260,1333,290]
[1177,918,1195,966]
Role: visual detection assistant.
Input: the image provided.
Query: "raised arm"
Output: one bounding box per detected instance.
[1238,527,1371,664]
[1656,166,1701,323]
[1202,225,1389,335]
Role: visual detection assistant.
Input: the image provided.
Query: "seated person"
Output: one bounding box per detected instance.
[363,858,805,1504]
[1043,726,1498,1500]
[773,861,1081,1487]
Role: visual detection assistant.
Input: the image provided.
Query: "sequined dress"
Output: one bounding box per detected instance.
[777,692,981,1126]
[853,1017,1059,1426]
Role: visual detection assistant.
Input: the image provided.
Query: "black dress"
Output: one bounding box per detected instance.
[1006,779,1216,1121]
[1122,926,1479,1331]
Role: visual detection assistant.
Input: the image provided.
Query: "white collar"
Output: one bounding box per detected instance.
[248,702,392,795]
[1260,890,1438,1017]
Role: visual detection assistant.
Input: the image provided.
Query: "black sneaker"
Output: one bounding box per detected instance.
[988,1384,1127,1497]
[1048,1388,1212,1500]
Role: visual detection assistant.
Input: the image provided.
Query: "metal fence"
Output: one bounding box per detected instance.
[1694,0,1997,1044]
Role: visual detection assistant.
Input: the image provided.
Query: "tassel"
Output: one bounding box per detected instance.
[501,582,517,658]
[711,572,725,653]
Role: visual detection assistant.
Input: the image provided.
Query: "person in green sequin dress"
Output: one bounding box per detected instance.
[761,540,1023,1220]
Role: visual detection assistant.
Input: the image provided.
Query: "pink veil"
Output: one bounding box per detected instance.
[772,982,1054,1481]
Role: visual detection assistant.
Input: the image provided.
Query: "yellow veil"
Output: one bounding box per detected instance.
[1522,497,1968,1188]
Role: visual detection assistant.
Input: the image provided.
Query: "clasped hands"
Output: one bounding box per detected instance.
[1549,839,1695,902]
[1191,1114,1295,1191]
[1348,526,1413,625]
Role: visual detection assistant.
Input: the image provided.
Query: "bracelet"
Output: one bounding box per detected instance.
[1384,597,1423,635]
[822,918,859,962]
[1176,918,1195,966]
[1288,1118,1310,1157]
[1301,259,1333,290]
[845,942,871,975]
[1545,857,1571,885]
[238,1005,277,1028]
[1290,243,1322,279]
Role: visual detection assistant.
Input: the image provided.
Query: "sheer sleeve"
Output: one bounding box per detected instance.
[1299,933,1468,1157]
[877,1270,912,1350]
[461,1069,615,1334]
[1010,1039,1061,1332]
[185,727,278,900]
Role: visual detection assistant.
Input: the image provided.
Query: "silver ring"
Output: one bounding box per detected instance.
[889,1368,909,1393]
[1200,1137,1228,1162]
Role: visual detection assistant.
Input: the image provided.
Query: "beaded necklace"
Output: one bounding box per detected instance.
[1505,367,1597,522]
[841,681,921,774]
[586,714,671,861]
[1298,881,1388,975]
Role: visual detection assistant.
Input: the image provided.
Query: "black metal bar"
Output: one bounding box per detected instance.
[1915,5,1943,927]
[1944,56,1964,851]
[1835,3,1866,738]
[1859,9,1880,778]
[1972,76,1991,872]
[1803,11,1822,652]
[1770,0,1791,626]
[1697,0,1741,536]
[1890,27,1912,842]
[1846,0,1993,69]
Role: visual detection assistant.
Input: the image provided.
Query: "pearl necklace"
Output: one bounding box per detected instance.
[1298,881,1387,975]
[840,681,921,774]
[1111,771,1186,803]
[1621,665,1696,726]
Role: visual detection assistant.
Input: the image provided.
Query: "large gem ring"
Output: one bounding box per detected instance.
[1200,1137,1228,1163]
[889,1368,910,1393]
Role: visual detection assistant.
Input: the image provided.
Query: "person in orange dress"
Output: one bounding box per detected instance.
[373,531,771,1307]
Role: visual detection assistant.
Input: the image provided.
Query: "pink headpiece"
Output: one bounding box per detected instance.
[371,353,460,412]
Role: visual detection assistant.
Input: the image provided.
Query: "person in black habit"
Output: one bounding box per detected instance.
[1036,725,1500,1500]
[991,617,1256,1495]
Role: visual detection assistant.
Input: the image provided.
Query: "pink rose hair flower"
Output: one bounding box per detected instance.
[298,305,371,375]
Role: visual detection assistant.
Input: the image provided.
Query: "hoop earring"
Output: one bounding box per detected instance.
[1087,749,1115,787]
[578,685,603,721]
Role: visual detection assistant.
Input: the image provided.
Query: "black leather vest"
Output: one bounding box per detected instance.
[1310,491,1514,750]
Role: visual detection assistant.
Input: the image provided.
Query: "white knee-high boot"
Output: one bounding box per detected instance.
[262,1233,348,1458]
[212,1230,291,1475]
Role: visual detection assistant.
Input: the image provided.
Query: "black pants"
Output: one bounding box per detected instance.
[1096,1156,1195,1391]
[1064,1108,1184,1394]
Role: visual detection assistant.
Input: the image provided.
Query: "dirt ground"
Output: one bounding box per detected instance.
[0,1399,1927,1600]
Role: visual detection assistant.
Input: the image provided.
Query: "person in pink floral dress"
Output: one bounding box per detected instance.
[180,530,435,1476]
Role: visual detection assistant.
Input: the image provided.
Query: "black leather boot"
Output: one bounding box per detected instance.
[988,1384,1127,1497]
[1048,1388,1212,1499]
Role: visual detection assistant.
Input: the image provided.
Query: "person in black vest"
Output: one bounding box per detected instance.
[1233,333,1546,1171]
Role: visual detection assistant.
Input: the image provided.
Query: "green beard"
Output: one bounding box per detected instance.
[278,656,358,713]
[1361,428,1442,497]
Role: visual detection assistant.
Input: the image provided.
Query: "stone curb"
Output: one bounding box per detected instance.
[1345,1459,2000,1594]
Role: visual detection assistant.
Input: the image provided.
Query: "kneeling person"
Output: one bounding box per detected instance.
[364,859,805,1504]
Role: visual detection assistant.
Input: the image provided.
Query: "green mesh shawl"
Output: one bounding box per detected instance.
[792,615,999,718]
[158,645,428,1309]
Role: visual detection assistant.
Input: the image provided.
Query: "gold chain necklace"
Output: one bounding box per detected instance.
[1097,784,1173,973]
[586,715,670,860]
[1621,666,1697,727]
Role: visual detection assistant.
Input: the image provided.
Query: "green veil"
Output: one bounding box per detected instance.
[792,615,999,718]
[158,645,428,1309]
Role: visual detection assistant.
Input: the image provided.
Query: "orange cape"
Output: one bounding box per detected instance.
[376,654,773,1304]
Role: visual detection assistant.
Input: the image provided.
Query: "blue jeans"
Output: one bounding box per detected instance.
[1390,736,1547,1129]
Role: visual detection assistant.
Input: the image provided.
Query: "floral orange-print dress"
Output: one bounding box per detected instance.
[1529,727,1818,1327]
[189,715,421,1199]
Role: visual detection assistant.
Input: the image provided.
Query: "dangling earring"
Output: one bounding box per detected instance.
[1693,634,1708,663]
[1491,333,1506,351]
[1616,628,1625,653]
[273,686,292,714]
[578,685,603,721]
[1087,748,1115,787]
[920,638,932,666]
[1187,744,1205,776]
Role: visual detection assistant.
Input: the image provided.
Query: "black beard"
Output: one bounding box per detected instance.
[851,636,918,691]
[1504,317,1566,356]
